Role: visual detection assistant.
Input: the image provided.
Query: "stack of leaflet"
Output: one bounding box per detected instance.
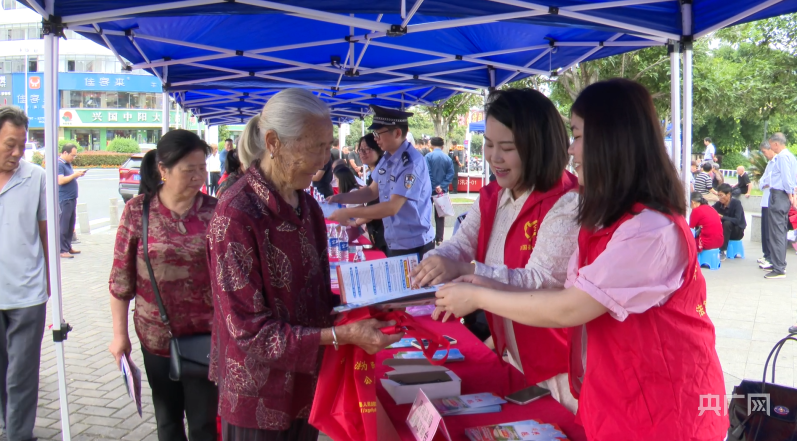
[465,420,569,441]
[431,393,506,416]
[393,349,464,362]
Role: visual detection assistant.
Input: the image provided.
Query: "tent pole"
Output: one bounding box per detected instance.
[161,93,170,137]
[682,1,693,204]
[43,25,73,441]
[669,41,682,174]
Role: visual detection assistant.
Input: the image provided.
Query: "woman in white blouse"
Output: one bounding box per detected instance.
[411,88,580,412]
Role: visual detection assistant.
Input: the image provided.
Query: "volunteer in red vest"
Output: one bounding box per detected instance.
[433,79,727,440]
[689,192,723,252]
[411,88,580,412]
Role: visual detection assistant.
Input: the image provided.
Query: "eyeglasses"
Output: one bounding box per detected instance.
[357,147,373,154]
[372,129,391,140]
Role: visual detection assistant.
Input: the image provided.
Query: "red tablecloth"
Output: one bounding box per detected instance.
[375,316,587,441]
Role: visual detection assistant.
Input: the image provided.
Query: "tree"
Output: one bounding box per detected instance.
[420,93,483,149]
[218,125,231,144]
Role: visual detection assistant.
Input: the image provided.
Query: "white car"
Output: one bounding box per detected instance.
[24,142,43,162]
[139,143,157,153]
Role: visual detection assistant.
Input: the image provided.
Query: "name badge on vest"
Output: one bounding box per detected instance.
[520,220,539,251]
[401,152,410,166]
[378,168,386,175]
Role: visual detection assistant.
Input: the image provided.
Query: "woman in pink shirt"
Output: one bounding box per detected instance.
[433,79,727,441]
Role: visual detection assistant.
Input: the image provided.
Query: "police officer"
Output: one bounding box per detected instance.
[328,105,435,258]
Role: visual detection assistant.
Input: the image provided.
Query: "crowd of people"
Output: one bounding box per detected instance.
[0,78,746,441]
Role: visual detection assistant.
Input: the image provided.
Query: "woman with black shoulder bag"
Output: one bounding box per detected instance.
[108,129,218,441]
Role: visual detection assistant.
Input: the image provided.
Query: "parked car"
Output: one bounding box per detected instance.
[23,142,42,162]
[118,153,144,202]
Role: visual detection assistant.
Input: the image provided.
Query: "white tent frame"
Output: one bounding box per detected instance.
[31,0,788,439]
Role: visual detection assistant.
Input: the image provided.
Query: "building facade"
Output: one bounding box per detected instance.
[1,1,200,149]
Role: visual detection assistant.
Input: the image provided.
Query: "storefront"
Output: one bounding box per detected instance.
[60,108,198,150]
[11,72,189,148]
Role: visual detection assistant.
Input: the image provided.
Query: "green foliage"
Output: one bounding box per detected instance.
[32,151,44,166]
[748,151,769,183]
[218,125,231,144]
[718,151,749,170]
[107,137,140,154]
[73,152,132,168]
[57,138,84,153]
[469,134,484,154]
[420,93,483,148]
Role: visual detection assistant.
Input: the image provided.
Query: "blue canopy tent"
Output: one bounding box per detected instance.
[468,120,486,133]
[17,1,797,439]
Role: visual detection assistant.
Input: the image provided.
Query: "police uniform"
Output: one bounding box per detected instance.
[369,105,436,258]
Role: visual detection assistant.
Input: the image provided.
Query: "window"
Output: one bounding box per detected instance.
[2,0,23,10]
[28,59,37,73]
[67,60,75,72]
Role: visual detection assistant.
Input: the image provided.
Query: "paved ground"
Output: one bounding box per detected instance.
[31,215,796,440]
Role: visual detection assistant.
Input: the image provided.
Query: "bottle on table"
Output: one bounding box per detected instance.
[338,227,349,263]
[328,224,339,260]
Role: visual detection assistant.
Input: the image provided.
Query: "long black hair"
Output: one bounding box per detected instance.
[138,129,211,199]
[358,133,384,166]
[225,149,242,175]
[484,88,569,193]
[333,164,360,194]
[571,79,685,229]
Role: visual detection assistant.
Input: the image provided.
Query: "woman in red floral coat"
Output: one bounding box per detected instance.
[207,88,403,441]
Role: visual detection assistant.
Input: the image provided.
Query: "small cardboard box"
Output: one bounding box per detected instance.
[381,359,462,405]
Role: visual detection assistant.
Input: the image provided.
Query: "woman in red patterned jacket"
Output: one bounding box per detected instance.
[208,89,403,440]
[108,129,218,441]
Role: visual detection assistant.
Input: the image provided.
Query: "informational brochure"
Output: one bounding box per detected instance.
[387,337,418,349]
[120,354,142,417]
[431,393,507,416]
[465,420,569,441]
[406,389,444,441]
[394,349,464,362]
[333,255,439,312]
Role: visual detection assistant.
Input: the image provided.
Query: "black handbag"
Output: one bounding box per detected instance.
[142,197,212,382]
[727,334,797,440]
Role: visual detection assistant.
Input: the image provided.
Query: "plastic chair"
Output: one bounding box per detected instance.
[726,240,745,259]
[698,248,721,270]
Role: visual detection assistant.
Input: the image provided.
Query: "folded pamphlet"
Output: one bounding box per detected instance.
[432,393,507,416]
[120,354,142,417]
[465,420,569,441]
[333,255,440,312]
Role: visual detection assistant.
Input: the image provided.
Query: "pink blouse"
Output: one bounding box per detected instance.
[564,209,687,321]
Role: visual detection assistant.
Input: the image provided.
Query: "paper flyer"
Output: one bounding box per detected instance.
[432,393,506,416]
[394,349,464,362]
[120,354,142,417]
[465,419,569,441]
[406,389,443,441]
[387,337,418,349]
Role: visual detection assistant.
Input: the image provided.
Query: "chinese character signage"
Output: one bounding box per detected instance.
[12,73,44,128]
[59,73,159,92]
[59,109,198,129]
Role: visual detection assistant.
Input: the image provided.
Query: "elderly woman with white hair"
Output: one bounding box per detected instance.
[207,88,403,440]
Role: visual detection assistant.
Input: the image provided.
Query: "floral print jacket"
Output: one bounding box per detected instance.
[207,164,334,430]
[109,193,217,356]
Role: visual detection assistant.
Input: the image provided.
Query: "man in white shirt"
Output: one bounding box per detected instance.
[0,106,49,441]
[703,137,717,164]
[206,143,221,196]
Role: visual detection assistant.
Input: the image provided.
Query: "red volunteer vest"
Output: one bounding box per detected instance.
[476,171,578,385]
[569,203,728,440]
